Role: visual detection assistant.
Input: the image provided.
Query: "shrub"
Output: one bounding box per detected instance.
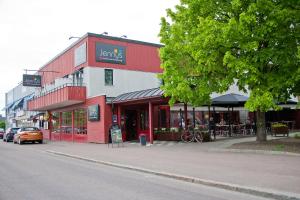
[271,123,288,129]
[201,131,211,142]
[294,134,300,139]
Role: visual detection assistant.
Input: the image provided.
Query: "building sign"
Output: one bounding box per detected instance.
[74,42,87,67]
[23,74,42,87]
[88,104,100,121]
[96,42,126,65]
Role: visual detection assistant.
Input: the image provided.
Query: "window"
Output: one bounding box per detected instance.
[74,109,87,134]
[52,112,60,133]
[61,111,72,134]
[105,69,113,86]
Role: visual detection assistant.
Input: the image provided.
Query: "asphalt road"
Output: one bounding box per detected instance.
[0,142,271,200]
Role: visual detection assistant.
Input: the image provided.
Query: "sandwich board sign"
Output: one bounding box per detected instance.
[109,127,123,148]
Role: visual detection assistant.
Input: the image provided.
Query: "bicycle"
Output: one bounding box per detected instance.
[180,127,204,143]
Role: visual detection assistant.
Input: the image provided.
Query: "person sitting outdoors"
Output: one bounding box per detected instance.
[209,117,216,140]
[219,118,226,125]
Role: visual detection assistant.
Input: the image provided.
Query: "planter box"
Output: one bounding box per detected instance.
[272,126,289,137]
[156,132,181,141]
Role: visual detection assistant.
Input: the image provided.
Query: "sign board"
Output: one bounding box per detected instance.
[96,42,126,64]
[110,128,123,143]
[74,42,87,67]
[112,114,118,123]
[23,74,42,87]
[88,104,100,121]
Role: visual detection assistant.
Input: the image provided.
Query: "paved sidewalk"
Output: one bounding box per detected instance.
[28,137,300,199]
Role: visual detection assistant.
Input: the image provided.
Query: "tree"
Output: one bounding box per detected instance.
[0,121,5,130]
[159,0,300,141]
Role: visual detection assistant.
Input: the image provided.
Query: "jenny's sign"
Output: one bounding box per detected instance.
[95,42,126,65]
[23,74,42,87]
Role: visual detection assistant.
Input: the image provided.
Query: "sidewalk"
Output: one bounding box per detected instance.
[30,137,300,199]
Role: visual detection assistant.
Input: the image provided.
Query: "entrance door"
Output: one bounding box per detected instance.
[125,110,137,141]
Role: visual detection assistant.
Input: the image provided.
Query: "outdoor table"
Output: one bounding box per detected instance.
[216,124,230,136]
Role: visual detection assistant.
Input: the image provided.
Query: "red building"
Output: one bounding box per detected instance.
[28,33,164,143]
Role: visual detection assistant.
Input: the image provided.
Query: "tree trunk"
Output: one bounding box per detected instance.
[256,111,267,142]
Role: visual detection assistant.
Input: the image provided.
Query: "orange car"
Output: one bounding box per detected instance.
[13,127,43,145]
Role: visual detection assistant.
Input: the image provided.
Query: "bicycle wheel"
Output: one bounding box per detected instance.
[181,130,194,143]
[194,131,203,143]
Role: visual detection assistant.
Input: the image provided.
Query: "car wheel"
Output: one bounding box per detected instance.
[18,138,22,145]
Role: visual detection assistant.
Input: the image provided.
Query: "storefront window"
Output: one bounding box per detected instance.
[52,112,60,133]
[74,109,87,134]
[61,111,72,134]
[139,110,149,131]
[105,69,113,86]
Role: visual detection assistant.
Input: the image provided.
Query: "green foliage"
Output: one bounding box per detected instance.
[273,144,285,151]
[0,121,5,130]
[294,133,300,139]
[271,123,288,129]
[201,131,212,142]
[159,0,300,111]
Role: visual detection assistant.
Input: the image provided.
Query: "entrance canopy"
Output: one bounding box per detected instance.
[212,93,248,107]
[112,87,165,104]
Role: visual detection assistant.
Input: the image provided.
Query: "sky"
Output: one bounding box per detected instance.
[0,0,179,115]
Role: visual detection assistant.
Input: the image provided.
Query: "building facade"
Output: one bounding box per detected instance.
[26,33,162,143]
[5,32,300,144]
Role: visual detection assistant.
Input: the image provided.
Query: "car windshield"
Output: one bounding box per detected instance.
[11,128,20,133]
[0,128,4,132]
[22,127,39,131]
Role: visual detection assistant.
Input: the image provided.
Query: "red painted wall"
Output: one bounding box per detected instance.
[88,36,162,73]
[28,86,86,111]
[85,95,112,143]
[37,34,162,87]
[38,38,88,85]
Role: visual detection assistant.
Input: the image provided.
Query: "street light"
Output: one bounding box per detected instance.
[120,35,127,38]
[101,32,108,35]
[69,36,81,40]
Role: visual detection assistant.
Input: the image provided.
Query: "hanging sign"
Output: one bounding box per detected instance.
[23,74,42,87]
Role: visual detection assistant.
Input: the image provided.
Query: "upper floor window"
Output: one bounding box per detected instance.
[105,69,113,86]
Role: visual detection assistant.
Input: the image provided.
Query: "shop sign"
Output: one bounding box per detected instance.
[88,104,100,121]
[96,42,126,64]
[74,42,87,67]
[23,74,42,87]
[112,115,117,123]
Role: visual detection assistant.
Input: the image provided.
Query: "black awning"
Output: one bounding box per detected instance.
[211,93,248,107]
[113,88,164,104]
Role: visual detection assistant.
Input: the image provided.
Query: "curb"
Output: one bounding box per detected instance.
[46,150,300,200]
[209,148,300,156]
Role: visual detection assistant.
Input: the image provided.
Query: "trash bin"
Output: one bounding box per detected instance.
[139,134,146,146]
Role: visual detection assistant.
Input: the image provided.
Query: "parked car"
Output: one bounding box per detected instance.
[3,128,20,142]
[0,128,4,139]
[13,127,43,145]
